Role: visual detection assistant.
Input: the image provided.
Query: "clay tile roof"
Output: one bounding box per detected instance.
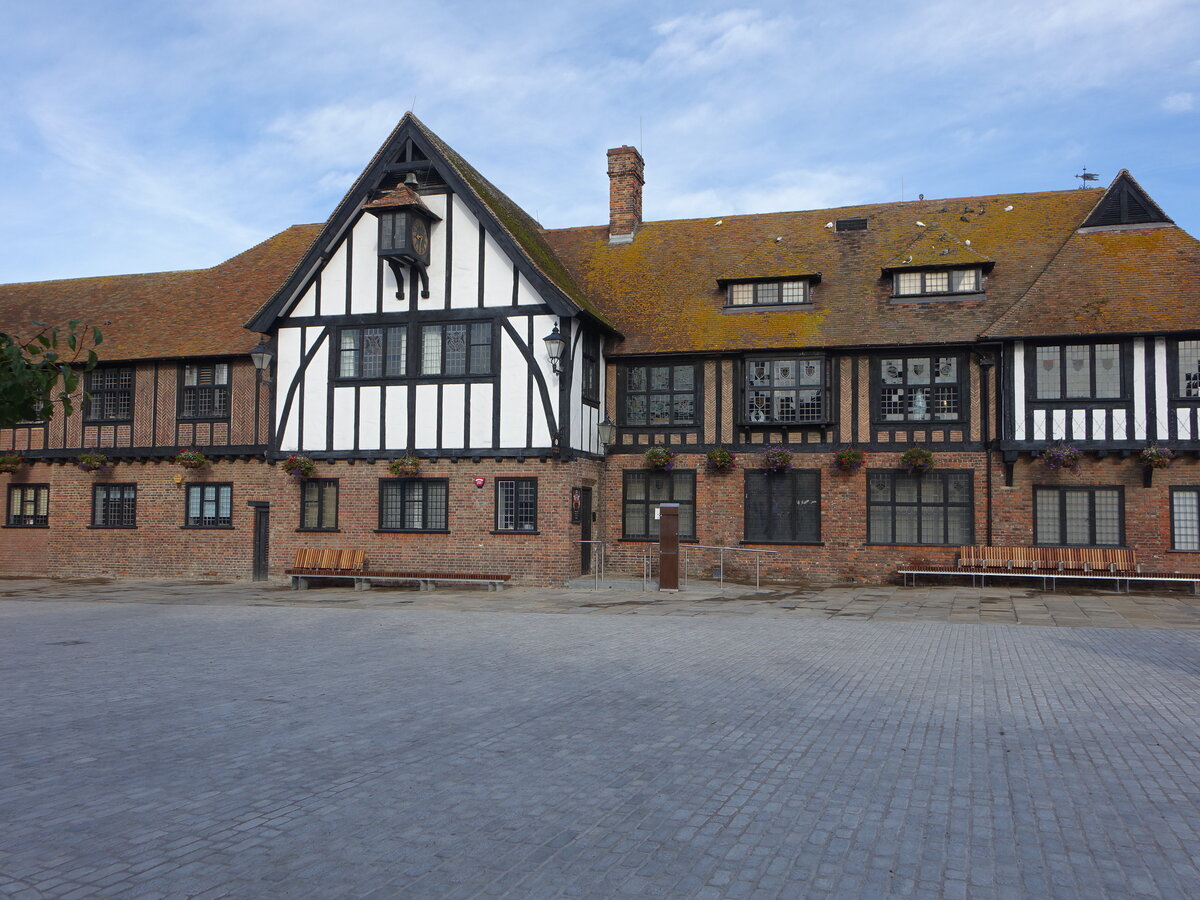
[544,188,1102,355]
[984,224,1200,338]
[882,226,993,271]
[362,184,438,217]
[718,238,820,282]
[0,224,321,362]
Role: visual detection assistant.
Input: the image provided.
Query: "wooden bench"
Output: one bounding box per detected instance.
[284,550,510,591]
[899,546,1200,593]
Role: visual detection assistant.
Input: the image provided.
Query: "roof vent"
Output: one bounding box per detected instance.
[835,217,868,232]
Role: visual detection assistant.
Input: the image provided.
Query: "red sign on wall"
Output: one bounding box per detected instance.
[474,476,486,488]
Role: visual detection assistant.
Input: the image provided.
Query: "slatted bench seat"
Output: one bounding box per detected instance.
[898,546,1199,593]
[284,550,510,591]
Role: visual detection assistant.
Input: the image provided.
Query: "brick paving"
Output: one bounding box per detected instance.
[1,595,1199,898]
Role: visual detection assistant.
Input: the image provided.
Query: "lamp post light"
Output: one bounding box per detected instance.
[542,325,566,375]
[597,416,617,449]
[250,338,274,383]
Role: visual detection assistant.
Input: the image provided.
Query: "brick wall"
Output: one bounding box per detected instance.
[607,146,644,239]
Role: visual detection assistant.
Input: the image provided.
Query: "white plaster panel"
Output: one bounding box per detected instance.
[515,271,543,306]
[358,385,381,450]
[1155,337,1170,440]
[482,230,514,308]
[332,387,355,450]
[470,383,493,449]
[450,194,480,309]
[440,383,465,449]
[1091,408,1106,441]
[499,329,529,447]
[290,283,317,318]
[1012,342,1026,441]
[421,193,448,309]
[413,384,439,448]
[1179,408,1194,441]
[1071,410,1087,441]
[301,333,330,451]
[321,243,349,316]
[349,215,380,314]
[1051,409,1066,440]
[1111,408,1127,440]
[1132,338,1147,440]
[1032,409,1046,440]
[384,386,408,449]
[276,327,303,451]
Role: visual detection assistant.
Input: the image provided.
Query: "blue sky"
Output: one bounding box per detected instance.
[2,0,1198,283]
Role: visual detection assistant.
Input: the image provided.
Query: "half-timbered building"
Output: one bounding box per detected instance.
[1,113,1197,586]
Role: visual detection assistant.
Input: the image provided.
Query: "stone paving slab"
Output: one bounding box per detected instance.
[0,600,1198,898]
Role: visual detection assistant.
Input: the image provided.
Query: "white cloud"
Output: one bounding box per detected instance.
[650,9,794,70]
[1162,91,1194,112]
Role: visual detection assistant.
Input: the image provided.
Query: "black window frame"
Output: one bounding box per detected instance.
[866,469,974,546]
[92,483,137,529]
[743,469,821,545]
[1170,487,1200,552]
[178,362,231,421]
[419,322,494,377]
[494,477,538,533]
[84,366,134,423]
[378,477,449,532]
[299,478,339,532]
[875,354,966,424]
[619,362,699,427]
[891,267,981,298]
[743,355,830,426]
[6,484,49,528]
[724,279,810,307]
[184,482,233,529]
[621,469,696,541]
[581,332,600,406]
[336,325,409,381]
[1031,342,1124,401]
[1171,338,1200,403]
[1033,485,1125,547]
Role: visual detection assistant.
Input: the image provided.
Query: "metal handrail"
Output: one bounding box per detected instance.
[682,544,780,591]
[572,540,606,589]
[643,553,654,592]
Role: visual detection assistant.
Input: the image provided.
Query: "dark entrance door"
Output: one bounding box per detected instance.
[579,488,593,575]
[249,502,269,581]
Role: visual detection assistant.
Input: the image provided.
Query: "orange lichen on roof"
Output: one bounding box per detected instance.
[985,225,1200,338]
[719,237,821,282]
[0,224,321,361]
[545,189,1102,355]
[882,226,993,271]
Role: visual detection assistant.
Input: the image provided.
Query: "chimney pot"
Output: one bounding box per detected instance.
[607,145,644,244]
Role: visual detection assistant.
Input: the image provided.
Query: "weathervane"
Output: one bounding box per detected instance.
[1075,167,1100,188]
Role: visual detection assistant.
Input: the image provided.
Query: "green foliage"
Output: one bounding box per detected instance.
[0,322,102,429]
[900,447,935,473]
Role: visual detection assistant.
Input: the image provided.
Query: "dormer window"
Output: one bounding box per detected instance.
[893,267,981,297]
[726,279,809,307]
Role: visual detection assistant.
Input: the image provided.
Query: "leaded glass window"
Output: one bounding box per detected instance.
[725,280,809,306]
[380,479,448,531]
[338,327,406,379]
[892,268,980,296]
[7,485,48,527]
[1177,340,1200,399]
[496,478,537,532]
[621,364,697,426]
[1034,486,1123,546]
[1172,488,1200,551]
[85,368,134,422]
[878,355,961,422]
[743,470,820,543]
[867,470,973,545]
[745,357,825,424]
[92,484,136,528]
[185,483,232,528]
[1033,344,1122,400]
[622,470,695,540]
[300,479,339,531]
[180,363,230,419]
[422,323,492,376]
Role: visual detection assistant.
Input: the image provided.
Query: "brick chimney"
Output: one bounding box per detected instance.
[607,145,644,244]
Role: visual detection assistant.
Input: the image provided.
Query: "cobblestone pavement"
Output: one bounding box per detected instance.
[3,575,1200,629]
[1,598,1198,898]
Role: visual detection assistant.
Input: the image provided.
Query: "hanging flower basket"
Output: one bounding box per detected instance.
[1038,442,1082,474]
[762,445,793,474]
[832,447,865,472]
[282,455,316,480]
[704,447,737,472]
[1140,445,1176,470]
[389,455,422,476]
[644,446,677,470]
[175,448,209,469]
[77,452,110,474]
[0,453,24,474]
[900,447,935,474]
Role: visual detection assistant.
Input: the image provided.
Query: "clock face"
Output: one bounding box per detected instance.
[411,219,429,258]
